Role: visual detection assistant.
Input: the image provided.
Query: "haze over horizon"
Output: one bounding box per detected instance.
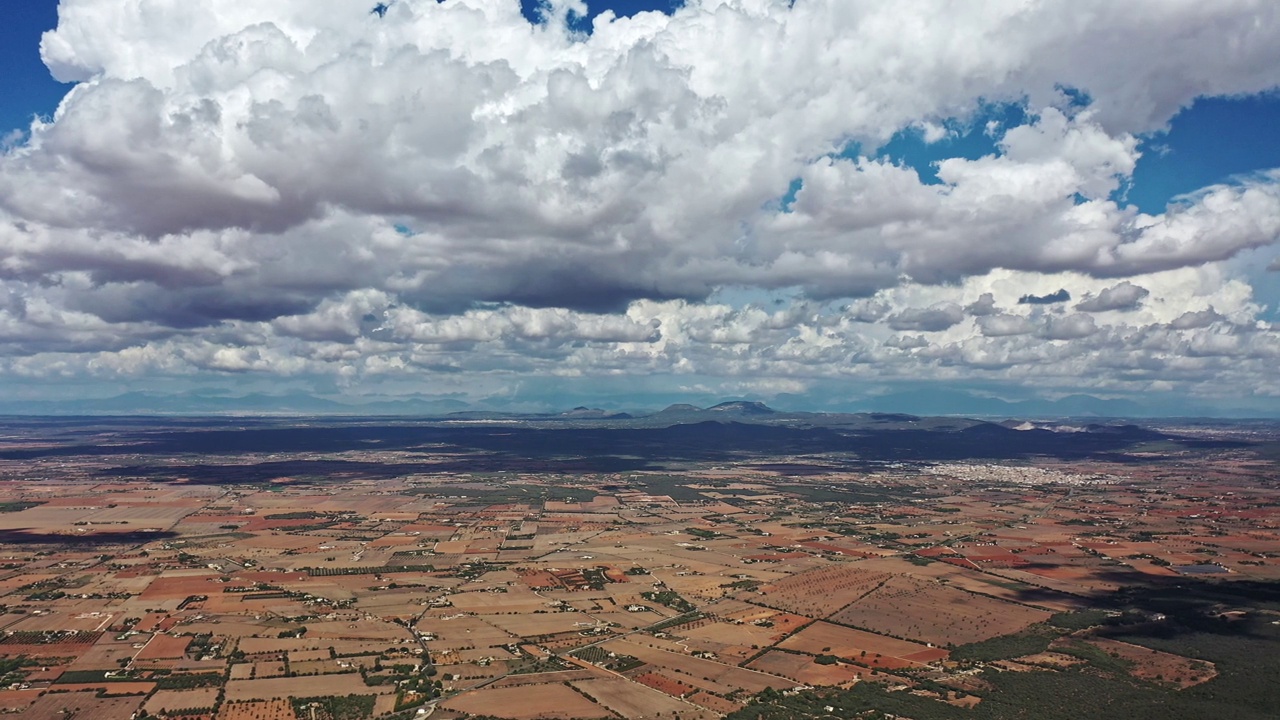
[3,1,1280,416]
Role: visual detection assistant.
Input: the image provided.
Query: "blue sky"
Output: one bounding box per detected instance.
[519,0,683,27]
[0,2,65,139]
[1,1,1279,415]
[869,96,1280,216]
[8,1,1280,214]
[0,1,686,132]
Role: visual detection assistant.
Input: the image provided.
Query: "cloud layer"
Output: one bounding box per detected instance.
[2,0,1280,408]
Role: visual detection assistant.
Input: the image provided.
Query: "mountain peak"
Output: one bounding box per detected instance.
[708,401,775,414]
[657,403,703,414]
[558,407,629,419]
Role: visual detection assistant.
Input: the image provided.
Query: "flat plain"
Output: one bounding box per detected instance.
[0,413,1274,719]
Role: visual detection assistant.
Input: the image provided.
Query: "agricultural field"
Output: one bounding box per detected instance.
[16,691,144,720]
[757,565,890,618]
[224,674,379,702]
[829,575,1052,647]
[1080,637,1217,689]
[143,688,221,715]
[218,699,295,720]
[0,416,1273,718]
[571,677,712,718]
[776,621,949,665]
[745,650,871,685]
[442,683,612,719]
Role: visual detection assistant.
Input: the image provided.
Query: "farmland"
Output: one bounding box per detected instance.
[776,622,948,665]
[828,575,1052,647]
[0,414,1273,719]
[442,683,611,719]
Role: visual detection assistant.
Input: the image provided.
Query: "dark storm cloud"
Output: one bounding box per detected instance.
[1018,289,1071,305]
[1075,281,1149,312]
[886,303,965,332]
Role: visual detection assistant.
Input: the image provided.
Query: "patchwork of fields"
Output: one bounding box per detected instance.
[0,418,1275,719]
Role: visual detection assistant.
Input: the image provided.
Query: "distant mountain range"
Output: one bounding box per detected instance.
[0,404,1202,469]
[0,389,1270,419]
[857,389,1149,418]
[0,391,470,416]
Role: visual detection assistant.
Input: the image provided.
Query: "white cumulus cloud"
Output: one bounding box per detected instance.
[0,0,1275,409]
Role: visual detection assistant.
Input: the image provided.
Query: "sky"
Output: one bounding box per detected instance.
[1,0,1280,415]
